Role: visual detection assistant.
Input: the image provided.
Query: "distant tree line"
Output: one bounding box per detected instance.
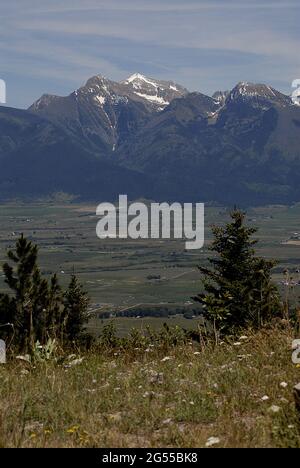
[99,305,203,320]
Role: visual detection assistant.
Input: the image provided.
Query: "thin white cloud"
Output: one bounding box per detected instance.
[3,0,299,15]
[13,15,298,62]
[1,0,299,107]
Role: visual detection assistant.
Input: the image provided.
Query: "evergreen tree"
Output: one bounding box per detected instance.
[193,209,281,334]
[62,275,89,343]
[46,274,63,338]
[0,235,90,350]
[0,234,48,348]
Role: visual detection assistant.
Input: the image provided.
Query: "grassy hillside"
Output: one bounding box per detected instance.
[1,326,299,448]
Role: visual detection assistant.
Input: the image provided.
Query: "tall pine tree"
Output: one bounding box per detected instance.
[0,235,46,348]
[0,235,90,350]
[62,275,89,343]
[193,210,281,334]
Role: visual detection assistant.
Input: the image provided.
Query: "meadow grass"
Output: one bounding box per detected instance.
[0,326,299,448]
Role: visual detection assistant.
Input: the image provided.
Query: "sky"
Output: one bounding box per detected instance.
[1,0,299,108]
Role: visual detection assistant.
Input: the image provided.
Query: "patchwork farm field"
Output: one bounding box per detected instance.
[1,201,300,334]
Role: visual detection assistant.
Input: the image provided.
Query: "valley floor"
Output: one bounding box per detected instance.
[0,327,300,448]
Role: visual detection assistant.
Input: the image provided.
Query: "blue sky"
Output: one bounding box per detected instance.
[1,0,299,108]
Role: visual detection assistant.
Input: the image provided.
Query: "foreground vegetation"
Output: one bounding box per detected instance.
[0,326,299,448]
[1,209,300,448]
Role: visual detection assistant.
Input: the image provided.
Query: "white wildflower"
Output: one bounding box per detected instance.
[162,418,172,425]
[143,391,155,398]
[279,382,288,388]
[261,395,269,401]
[65,357,83,368]
[205,436,220,447]
[161,356,172,362]
[16,355,31,363]
[269,405,281,413]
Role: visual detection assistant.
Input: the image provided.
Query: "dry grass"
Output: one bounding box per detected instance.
[0,327,300,448]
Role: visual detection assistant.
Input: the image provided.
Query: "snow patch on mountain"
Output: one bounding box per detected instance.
[94,95,106,106]
[124,73,157,88]
[134,92,169,106]
[121,73,188,110]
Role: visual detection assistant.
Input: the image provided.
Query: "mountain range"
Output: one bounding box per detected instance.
[0,73,300,205]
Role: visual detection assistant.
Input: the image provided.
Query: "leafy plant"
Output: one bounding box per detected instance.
[32,338,58,362]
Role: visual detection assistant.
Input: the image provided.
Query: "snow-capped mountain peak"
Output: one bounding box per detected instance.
[124,73,155,85]
[227,82,292,107]
[121,73,188,110]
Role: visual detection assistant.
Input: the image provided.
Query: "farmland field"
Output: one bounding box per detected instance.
[1,201,300,333]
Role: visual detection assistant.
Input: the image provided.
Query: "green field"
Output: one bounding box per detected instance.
[1,201,300,333]
[86,315,204,337]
